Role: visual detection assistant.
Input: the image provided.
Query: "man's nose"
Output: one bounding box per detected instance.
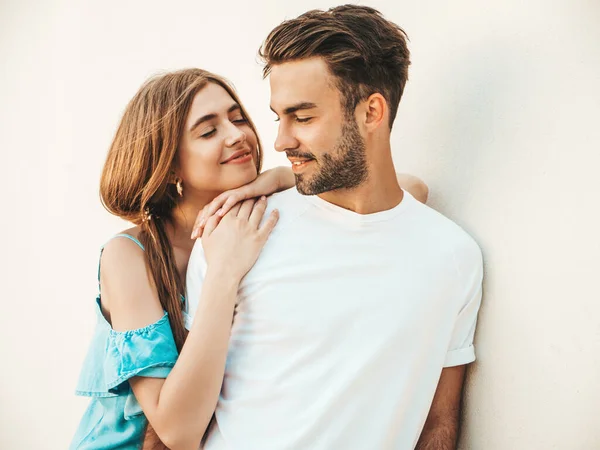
[274,123,299,153]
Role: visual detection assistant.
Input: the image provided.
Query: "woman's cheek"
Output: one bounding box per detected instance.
[183,153,218,187]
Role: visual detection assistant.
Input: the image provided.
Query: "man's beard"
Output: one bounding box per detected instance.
[294,117,368,196]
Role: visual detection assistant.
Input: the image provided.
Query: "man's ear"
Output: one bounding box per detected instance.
[363,93,388,131]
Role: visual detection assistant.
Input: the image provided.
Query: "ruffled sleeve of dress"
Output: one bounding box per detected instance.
[76,298,179,398]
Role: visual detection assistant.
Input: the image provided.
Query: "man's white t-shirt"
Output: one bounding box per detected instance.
[185,188,483,450]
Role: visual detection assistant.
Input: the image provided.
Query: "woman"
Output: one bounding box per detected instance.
[71,68,428,449]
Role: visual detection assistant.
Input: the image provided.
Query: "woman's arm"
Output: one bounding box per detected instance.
[192,168,429,239]
[396,173,429,204]
[103,199,278,450]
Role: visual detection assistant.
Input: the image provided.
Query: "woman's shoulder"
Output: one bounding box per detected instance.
[119,226,141,239]
[102,226,144,255]
[101,228,145,271]
[99,227,163,325]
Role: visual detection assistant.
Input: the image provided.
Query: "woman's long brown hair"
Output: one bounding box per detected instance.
[99,68,263,449]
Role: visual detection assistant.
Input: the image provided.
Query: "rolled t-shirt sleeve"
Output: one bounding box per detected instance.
[184,240,208,331]
[444,237,484,368]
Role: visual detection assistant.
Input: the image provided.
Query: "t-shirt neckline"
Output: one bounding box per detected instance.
[304,188,415,224]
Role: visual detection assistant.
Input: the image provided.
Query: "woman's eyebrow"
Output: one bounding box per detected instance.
[189,103,241,133]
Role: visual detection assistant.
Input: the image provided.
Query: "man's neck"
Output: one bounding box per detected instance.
[317,156,403,215]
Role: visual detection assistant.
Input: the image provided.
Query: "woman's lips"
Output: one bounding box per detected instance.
[223,152,252,165]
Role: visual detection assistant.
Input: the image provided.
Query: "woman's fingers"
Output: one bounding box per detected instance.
[237,198,256,220]
[258,209,280,239]
[249,196,267,228]
[202,214,220,238]
[191,191,233,238]
[221,202,242,220]
[202,201,242,239]
[191,205,210,238]
[202,196,224,222]
[218,193,243,217]
[191,190,262,239]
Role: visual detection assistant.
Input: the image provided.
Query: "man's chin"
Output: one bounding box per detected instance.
[295,176,328,196]
[295,184,312,196]
[294,174,313,195]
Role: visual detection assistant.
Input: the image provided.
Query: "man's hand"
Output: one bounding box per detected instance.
[416,365,467,450]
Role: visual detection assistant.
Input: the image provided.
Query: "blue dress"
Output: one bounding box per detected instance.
[71,234,179,449]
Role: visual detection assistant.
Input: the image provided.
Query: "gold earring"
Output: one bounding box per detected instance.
[176,179,183,197]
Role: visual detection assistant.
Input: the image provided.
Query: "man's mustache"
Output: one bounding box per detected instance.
[286,151,316,160]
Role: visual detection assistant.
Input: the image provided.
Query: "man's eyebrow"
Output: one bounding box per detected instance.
[189,103,241,132]
[270,102,318,116]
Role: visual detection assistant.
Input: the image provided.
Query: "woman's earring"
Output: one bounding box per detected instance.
[176,179,183,197]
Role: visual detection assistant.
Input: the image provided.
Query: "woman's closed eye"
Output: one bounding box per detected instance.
[200,116,247,138]
[200,128,216,138]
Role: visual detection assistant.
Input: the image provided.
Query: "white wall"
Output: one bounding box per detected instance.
[1,0,598,448]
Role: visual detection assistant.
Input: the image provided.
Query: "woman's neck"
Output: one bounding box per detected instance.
[168,199,205,252]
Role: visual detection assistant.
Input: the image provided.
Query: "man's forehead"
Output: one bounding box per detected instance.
[269,58,337,110]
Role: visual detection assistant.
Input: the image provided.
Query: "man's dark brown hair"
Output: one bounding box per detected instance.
[259,4,410,128]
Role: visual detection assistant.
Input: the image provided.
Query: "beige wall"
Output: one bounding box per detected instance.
[393,2,600,449]
[1,0,598,448]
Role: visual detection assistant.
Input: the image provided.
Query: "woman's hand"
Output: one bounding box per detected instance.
[201,196,279,281]
[191,167,293,239]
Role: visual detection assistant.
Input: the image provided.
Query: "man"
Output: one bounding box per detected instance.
[186,5,483,449]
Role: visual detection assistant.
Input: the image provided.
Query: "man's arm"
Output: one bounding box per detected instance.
[416,365,467,450]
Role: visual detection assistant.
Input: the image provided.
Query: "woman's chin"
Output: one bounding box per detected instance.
[225,169,258,191]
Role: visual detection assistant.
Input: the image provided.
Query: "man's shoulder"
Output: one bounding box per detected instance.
[264,188,312,229]
[266,187,305,209]
[188,189,309,269]
[406,199,482,267]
